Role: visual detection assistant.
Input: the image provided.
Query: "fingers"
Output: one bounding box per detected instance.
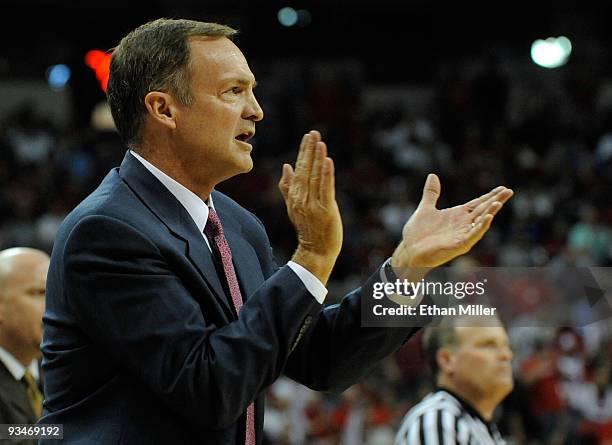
[278,163,294,201]
[309,141,327,202]
[467,190,513,242]
[497,188,514,203]
[419,173,441,209]
[292,131,321,200]
[464,186,503,210]
[465,186,512,212]
[469,188,513,220]
[293,132,309,172]
[469,189,505,218]
[472,201,500,227]
[468,213,494,243]
[320,157,335,206]
[282,130,336,211]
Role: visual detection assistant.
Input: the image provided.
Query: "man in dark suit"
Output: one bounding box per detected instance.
[0,248,49,444]
[40,18,513,444]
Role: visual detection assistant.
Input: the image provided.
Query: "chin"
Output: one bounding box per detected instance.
[237,154,254,173]
[223,159,253,181]
[495,378,514,397]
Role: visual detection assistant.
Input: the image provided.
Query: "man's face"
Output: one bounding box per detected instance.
[446,325,514,401]
[173,37,264,187]
[0,253,49,358]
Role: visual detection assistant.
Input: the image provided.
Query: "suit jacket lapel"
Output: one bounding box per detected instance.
[117,152,233,316]
[0,361,37,422]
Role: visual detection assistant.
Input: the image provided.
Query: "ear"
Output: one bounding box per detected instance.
[143,91,178,131]
[437,348,455,375]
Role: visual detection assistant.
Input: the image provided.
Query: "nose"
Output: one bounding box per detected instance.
[243,90,264,122]
[500,345,513,362]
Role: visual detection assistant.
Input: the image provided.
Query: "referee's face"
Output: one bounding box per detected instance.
[452,326,514,400]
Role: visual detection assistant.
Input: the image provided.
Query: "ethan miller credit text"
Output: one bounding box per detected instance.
[373,303,497,317]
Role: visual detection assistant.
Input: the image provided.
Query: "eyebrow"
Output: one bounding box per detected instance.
[27,286,46,294]
[233,78,258,88]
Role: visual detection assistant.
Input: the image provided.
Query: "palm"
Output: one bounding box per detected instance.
[402,205,477,267]
[395,174,513,269]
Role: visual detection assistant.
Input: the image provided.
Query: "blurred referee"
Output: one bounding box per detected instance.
[395,315,513,445]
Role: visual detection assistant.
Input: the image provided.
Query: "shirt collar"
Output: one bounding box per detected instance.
[437,387,493,426]
[0,347,38,381]
[130,150,214,233]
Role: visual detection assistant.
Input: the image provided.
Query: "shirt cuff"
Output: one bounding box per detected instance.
[379,257,424,306]
[287,261,328,304]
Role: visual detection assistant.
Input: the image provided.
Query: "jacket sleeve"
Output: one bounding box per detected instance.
[242,207,425,393]
[283,268,422,393]
[61,214,321,429]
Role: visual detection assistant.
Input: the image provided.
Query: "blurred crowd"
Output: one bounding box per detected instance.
[1,53,611,444]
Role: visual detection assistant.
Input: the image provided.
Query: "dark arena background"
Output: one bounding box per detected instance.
[1,1,611,444]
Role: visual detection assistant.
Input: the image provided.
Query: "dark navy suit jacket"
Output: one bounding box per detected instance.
[39,152,418,444]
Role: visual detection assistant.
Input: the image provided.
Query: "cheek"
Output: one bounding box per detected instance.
[21,300,45,327]
[199,100,238,127]
[33,301,45,323]
[1,311,26,339]
[457,352,489,372]
[195,113,236,144]
[216,104,243,132]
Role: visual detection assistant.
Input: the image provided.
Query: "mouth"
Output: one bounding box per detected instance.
[234,130,255,145]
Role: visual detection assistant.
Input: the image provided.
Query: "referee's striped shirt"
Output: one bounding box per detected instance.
[395,389,505,445]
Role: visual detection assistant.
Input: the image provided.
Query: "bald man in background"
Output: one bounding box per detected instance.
[0,248,49,436]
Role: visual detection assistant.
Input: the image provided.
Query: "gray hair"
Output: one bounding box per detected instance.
[107,18,237,149]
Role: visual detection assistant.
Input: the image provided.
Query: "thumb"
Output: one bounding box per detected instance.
[419,173,441,208]
[279,163,293,200]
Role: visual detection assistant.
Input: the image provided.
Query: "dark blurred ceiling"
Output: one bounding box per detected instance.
[2,0,611,82]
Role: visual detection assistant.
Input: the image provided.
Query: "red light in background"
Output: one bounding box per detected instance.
[85,50,111,93]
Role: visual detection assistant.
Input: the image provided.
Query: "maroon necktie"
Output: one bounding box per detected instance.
[204,207,256,445]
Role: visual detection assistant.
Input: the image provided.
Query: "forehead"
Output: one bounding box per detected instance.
[188,37,255,85]
[455,325,508,346]
[4,255,49,287]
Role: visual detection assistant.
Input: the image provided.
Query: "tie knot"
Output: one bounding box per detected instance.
[205,207,223,238]
[23,370,36,386]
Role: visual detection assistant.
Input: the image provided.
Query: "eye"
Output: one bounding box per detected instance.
[28,288,46,298]
[229,86,243,94]
[476,340,498,348]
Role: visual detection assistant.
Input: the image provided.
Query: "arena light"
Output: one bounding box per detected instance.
[46,64,71,90]
[85,49,112,93]
[278,7,298,27]
[531,36,572,69]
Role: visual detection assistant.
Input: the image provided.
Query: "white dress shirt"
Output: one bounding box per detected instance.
[0,346,39,382]
[130,150,327,303]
